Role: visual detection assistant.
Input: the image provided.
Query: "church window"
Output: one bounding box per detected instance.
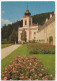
[25,20,27,25]
[20,33,21,35]
[34,37,36,40]
[29,20,31,25]
[34,32,36,34]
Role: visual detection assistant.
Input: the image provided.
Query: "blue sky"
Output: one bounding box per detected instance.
[1,1,55,26]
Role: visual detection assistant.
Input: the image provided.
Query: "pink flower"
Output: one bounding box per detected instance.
[29,63,32,66]
[35,79,38,80]
[5,71,7,73]
[38,73,42,77]
[26,76,28,79]
[42,77,44,80]
[19,76,24,80]
[30,76,33,79]
[3,77,7,80]
[45,75,48,78]
[49,74,52,77]
[20,74,24,76]
[41,69,44,71]
[31,69,35,72]
[5,67,8,70]
[10,79,12,80]
[35,74,37,78]
[45,78,48,80]
[52,77,55,80]
[27,67,30,69]
[3,68,5,70]
[2,74,4,76]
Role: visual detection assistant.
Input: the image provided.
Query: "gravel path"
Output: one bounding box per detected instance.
[1,44,21,60]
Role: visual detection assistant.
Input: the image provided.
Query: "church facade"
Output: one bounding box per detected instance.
[18,8,55,45]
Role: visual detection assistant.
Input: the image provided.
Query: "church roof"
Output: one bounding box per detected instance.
[24,9,31,16]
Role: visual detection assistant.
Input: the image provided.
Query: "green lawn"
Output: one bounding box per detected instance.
[1,45,55,77]
[1,44,13,48]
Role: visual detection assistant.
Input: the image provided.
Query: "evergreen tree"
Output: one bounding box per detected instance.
[9,28,17,43]
[21,29,26,42]
[49,36,53,44]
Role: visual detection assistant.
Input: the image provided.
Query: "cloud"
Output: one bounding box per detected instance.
[1,19,12,25]
[2,10,4,14]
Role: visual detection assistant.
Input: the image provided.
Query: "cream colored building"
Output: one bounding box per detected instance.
[18,8,55,45]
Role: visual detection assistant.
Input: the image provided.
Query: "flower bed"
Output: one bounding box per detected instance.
[2,56,55,80]
[26,44,55,54]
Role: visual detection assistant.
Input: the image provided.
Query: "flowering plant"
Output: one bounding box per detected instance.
[2,56,55,80]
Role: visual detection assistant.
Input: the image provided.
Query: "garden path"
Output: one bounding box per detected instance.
[1,44,21,60]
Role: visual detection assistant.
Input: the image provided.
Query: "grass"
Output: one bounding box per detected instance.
[33,54,55,77]
[1,45,55,77]
[1,44,13,48]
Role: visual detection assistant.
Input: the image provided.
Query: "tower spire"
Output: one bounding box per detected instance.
[24,2,31,16]
[27,2,28,10]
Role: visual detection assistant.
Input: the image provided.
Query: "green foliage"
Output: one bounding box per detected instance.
[21,29,26,42]
[32,12,54,25]
[29,49,39,54]
[1,44,12,48]
[1,24,13,40]
[49,36,53,44]
[9,29,18,43]
[29,48,55,54]
[1,39,8,44]
[1,20,23,43]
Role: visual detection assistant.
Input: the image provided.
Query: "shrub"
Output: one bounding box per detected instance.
[2,56,55,80]
[1,39,8,44]
[29,49,41,54]
[29,49,55,54]
[27,44,55,54]
[49,36,53,44]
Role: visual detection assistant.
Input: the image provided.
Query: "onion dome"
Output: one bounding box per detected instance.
[24,9,31,16]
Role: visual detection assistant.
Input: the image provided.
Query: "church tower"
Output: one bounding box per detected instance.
[23,7,32,27]
[18,4,38,43]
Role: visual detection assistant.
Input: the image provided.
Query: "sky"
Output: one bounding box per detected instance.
[1,1,55,27]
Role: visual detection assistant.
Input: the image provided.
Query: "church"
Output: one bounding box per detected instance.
[18,8,55,45]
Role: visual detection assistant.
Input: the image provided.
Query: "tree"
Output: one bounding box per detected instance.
[9,29,17,43]
[21,29,26,42]
[49,36,53,44]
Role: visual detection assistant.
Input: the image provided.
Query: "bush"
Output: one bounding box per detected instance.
[29,49,55,54]
[29,49,41,54]
[1,39,8,44]
[49,36,53,44]
[27,44,55,54]
[2,56,55,80]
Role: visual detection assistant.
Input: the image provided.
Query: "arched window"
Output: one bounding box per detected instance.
[34,32,36,35]
[34,37,36,40]
[29,20,31,25]
[25,20,27,25]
